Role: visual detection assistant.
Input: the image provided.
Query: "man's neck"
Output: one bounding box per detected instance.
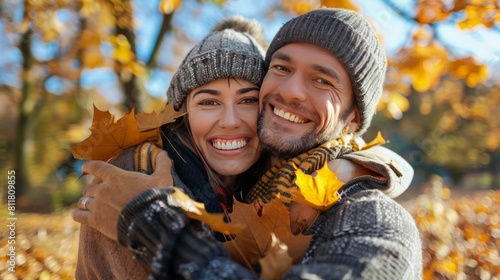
[269,156,280,167]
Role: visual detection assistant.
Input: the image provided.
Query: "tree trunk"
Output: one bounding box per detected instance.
[15,29,34,197]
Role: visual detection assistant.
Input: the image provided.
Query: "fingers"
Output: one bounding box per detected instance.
[82,160,124,182]
[82,182,100,197]
[153,151,172,176]
[153,150,174,186]
[72,209,92,225]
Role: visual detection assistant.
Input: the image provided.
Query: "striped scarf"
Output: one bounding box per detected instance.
[245,139,355,206]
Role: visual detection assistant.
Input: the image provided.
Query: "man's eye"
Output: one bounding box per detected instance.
[314,78,333,86]
[240,97,259,104]
[272,65,289,72]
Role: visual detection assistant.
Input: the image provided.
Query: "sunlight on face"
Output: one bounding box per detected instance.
[258,43,359,158]
[187,78,261,176]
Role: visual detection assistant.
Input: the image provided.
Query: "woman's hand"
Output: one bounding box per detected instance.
[72,150,173,241]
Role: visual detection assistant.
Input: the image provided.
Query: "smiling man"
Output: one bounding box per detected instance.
[239,8,423,279]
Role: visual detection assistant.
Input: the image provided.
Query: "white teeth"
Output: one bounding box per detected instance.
[273,107,306,123]
[212,139,248,150]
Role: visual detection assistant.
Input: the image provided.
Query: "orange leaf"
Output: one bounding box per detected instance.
[69,105,160,161]
[169,187,245,235]
[135,103,186,132]
[223,198,312,267]
[258,234,293,280]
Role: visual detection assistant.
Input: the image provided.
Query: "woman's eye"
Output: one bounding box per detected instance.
[198,100,218,106]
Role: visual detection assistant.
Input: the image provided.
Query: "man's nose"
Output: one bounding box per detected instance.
[279,73,307,102]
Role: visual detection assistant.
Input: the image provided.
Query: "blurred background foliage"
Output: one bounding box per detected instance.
[0,0,499,278]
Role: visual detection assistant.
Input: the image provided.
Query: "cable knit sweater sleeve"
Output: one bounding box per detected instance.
[285,188,422,280]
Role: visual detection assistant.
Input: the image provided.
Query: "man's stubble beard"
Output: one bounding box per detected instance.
[257,109,345,160]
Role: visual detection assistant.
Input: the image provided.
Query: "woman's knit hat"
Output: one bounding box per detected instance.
[167,16,267,111]
[266,8,387,136]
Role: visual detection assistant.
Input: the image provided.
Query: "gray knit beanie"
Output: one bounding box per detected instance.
[167,16,266,111]
[266,8,387,136]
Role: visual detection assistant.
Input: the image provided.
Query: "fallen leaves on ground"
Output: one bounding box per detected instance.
[0,210,80,280]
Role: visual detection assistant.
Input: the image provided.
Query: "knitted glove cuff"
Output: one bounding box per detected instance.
[117,188,189,266]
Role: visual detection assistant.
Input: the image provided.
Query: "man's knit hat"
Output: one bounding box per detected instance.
[167,16,266,111]
[266,8,387,136]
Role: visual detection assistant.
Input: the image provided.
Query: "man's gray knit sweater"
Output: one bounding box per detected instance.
[117,148,423,279]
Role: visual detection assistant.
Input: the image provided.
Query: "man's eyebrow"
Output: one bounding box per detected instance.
[237,86,260,94]
[271,51,291,62]
[312,64,342,83]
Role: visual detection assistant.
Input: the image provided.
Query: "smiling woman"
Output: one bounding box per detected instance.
[74,15,268,279]
[187,78,260,177]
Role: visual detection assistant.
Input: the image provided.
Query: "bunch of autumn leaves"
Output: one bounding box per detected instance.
[69,104,347,279]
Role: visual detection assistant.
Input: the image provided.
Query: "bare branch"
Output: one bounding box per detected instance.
[146,13,174,68]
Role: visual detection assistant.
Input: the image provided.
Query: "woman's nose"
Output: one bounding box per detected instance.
[218,106,241,129]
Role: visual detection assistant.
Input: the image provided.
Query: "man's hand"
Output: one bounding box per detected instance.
[72,150,173,241]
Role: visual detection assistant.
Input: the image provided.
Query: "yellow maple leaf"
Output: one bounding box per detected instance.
[135,103,186,132]
[258,234,293,280]
[282,162,344,211]
[170,187,245,235]
[223,198,312,268]
[69,105,160,161]
[362,131,386,150]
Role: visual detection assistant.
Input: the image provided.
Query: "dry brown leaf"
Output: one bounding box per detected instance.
[69,105,160,161]
[223,198,312,267]
[135,103,186,132]
[258,234,293,280]
[170,187,245,235]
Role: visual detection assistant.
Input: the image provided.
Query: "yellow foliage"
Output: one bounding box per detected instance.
[159,0,182,14]
[378,91,410,120]
[458,2,500,29]
[82,47,106,69]
[397,42,449,92]
[321,0,359,11]
[281,162,343,211]
[111,35,135,64]
[449,57,489,88]
[415,0,450,23]
[80,0,100,18]
[281,0,319,14]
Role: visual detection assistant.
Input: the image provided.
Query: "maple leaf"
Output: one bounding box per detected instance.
[135,103,186,132]
[223,198,312,268]
[69,105,160,161]
[258,234,293,280]
[170,187,245,235]
[280,162,344,211]
[362,131,386,150]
